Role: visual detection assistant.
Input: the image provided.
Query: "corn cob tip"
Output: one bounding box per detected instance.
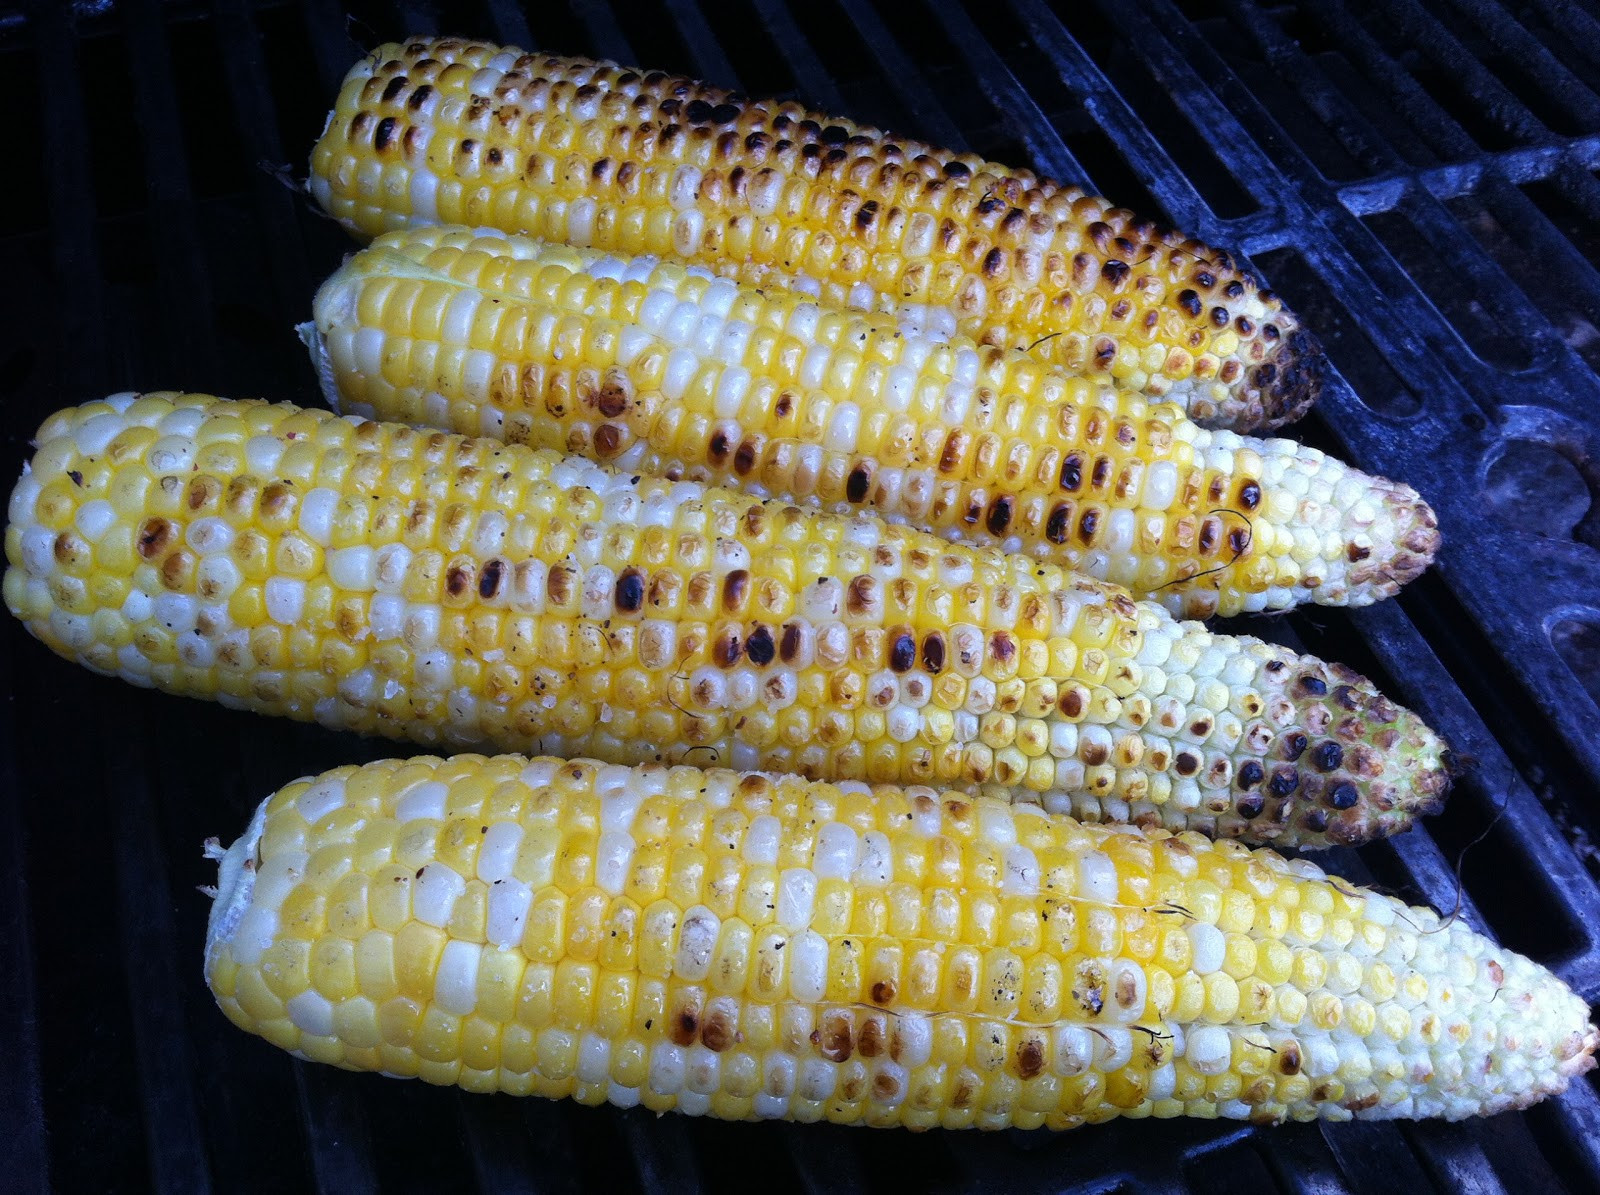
[1356,482,1441,600]
[1238,325,1326,432]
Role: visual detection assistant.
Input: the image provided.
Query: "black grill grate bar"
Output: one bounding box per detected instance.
[565,0,636,65]
[1550,1079,1600,1177]
[37,0,112,398]
[1337,137,1600,213]
[481,0,534,48]
[110,733,212,1195]
[747,0,847,114]
[0,610,46,1194]
[660,0,740,89]
[1009,0,1219,236]
[124,0,218,382]
[295,1062,380,1193]
[1523,0,1600,75]
[923,0,1085,184]
[834,1,970,152]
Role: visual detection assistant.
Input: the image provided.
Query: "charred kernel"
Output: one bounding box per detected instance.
[1262,323,1281,340]
[1045,504,1071,544]
[1059,454,1084,491]
[381,76,406,103]
[1238,481,1261,510]
[889,633,916,673]
[921,633,946,673]
[1196,270,1216,289]
[1236,316,1254,336]
[592,424,623,456]
[733,441,758,475]
[1101,260,1130,286]
[1299,675,1328,697]
[846,464,871,504]
[985,496,1013,536]
[1281,732,1308,761]
[1326,781,1360,810]
[615,569,645,613]
[1237,794,1265,818]
[989,631,1016,664]
[1333,685,1361,710]
[983,248,1005,276]
[1228,526,1250,556]
[712,629,743,667]
[685,99,713,123]
[712,103,741,125]
[1177,289,1202,318]
[1198,518,1220,554]
[1225,280,1245,299]
[1301,808,1329,834]
[374,116,398,151]
[1211,307,1230,327]
[1174,751,1200,777]
[779,622,802,662]
[1078,508,1100,544]
[1267,766,1300,797]
[1091,457,1112,489]
[745,624,776,666]
[477,559,506,599]
[407,84,433,110]
[942,160,970,177]
[1237,760,1264,790]
[708,429,731,462]
[1311,741,1344,772]
[722,569,750,610]
[1058,688,1085,718]
[446,563,473,597]
[774,392,794,419]
[137,518,175,558]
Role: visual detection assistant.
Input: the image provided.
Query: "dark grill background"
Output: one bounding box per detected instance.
[1,0,1598,1190]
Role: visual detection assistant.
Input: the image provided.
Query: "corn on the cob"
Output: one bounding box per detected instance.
[304,226,1438,619]
[5,392,1450,849]
[308,37,1326,434]
[205,754,1596,1129]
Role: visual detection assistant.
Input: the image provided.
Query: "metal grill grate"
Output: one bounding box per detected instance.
[2,0,1598,1190]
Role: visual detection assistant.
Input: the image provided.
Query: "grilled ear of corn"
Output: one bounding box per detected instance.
[308,37,1325,433]
[304,226,1439,619]
[5,393,1450,849]
[205,754,1597,1129]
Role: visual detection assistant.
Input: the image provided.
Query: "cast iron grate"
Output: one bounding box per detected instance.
[1,0,1598,1190]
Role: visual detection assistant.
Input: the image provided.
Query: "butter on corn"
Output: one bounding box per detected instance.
[308,37,1326,433]
[204,755,1598,1129]
[304,226,1439,619]
[6,392,1451,849]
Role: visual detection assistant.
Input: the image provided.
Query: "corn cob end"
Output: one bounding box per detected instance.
[1241,325,1326,432]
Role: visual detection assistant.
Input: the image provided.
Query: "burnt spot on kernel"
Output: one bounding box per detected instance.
[1045,503,1071,544]
[943,160,970,177]
[672,1007,700,1046]
[712,628,743,667]
[989,631,1017,665]
[407,84,434,110]
[846,463,871,504]
[593,424,624,456]
[1238,481,1261,510]
[1198,517,1220,555]
[1301,808,1329,835]
[1281,732,1308,761]
[1091,457,1112,489]
[1177,289,1202,318]
[779,622,803,662]
[374,116,398,151]
[597,381,629,417]
[1299,675,1328,697]
[745,624,776,666]
[1173,751,1200,777]
[1017,1038,1045,1079]
[986,496,1013,536]
[1326,782,1359,810]
[774,392,795,419]
[381,76,407,103]
[733,440,758,475]
[921,633,946,673]
[1237,760,1264,790]
[615,569,645,613]
[1268,766,1300,797]
[1078,508,1100,544]
[137,517,176,558]
[722,569,750,610]
[889,632,916,673]
[871,979,897,1005]
[446,563,473,598]
[1311,741,1344,772]
[708,428,732,463]
[477,559,507,600]
[1059,453,1084,491]
[1278,1042,1302,1075]
[1101,259,1130,286]
[1236,793,1265,818]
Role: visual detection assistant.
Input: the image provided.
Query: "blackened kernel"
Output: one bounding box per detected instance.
[943,160,970,177]
[1311,741,1344,772]
[1177,289,1202,318]
[685,99,714,123]
[1267,766,1300,797]
[1301,808,1329,834]
[708,429,731,462]
[1236,794,1265,818]
[722,569,750,610]
[1045,504,1071,544]
[846,464,871,504]
[820,123,849,143]
[616,569,645,613]
[745,624,776,666]
[1333,684,1361,710]
[1299,675,1328,697]
[1077,508,1100,544]
[1281,732,1308,761]
[477,559,506,600]
[1237,760,1265,790]
[711,102,741,124]
[1174,752,1200,777]
[779,622,802,662]
[1211,306,1230,327]
[374,116,398,151]
[1101,260,1130,286]
[1236,316,1254,336]
[889,633,916,672]
[1059,453,1084,491]
[486,146,503,166]
[1195,270,1216,289]
[1327,781,1360,810]
[1262,323,1280,340]
[985,496,1013,536]
[1224,280,1245,299]
[407,84,434,111]
[381,77,407,103]
[1238,481,1261,510]
[921,634,946,673]
[733,440,758,475]
[713,630,743,667]
[1228,526,1250,556]
[1091,456,1112,488]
